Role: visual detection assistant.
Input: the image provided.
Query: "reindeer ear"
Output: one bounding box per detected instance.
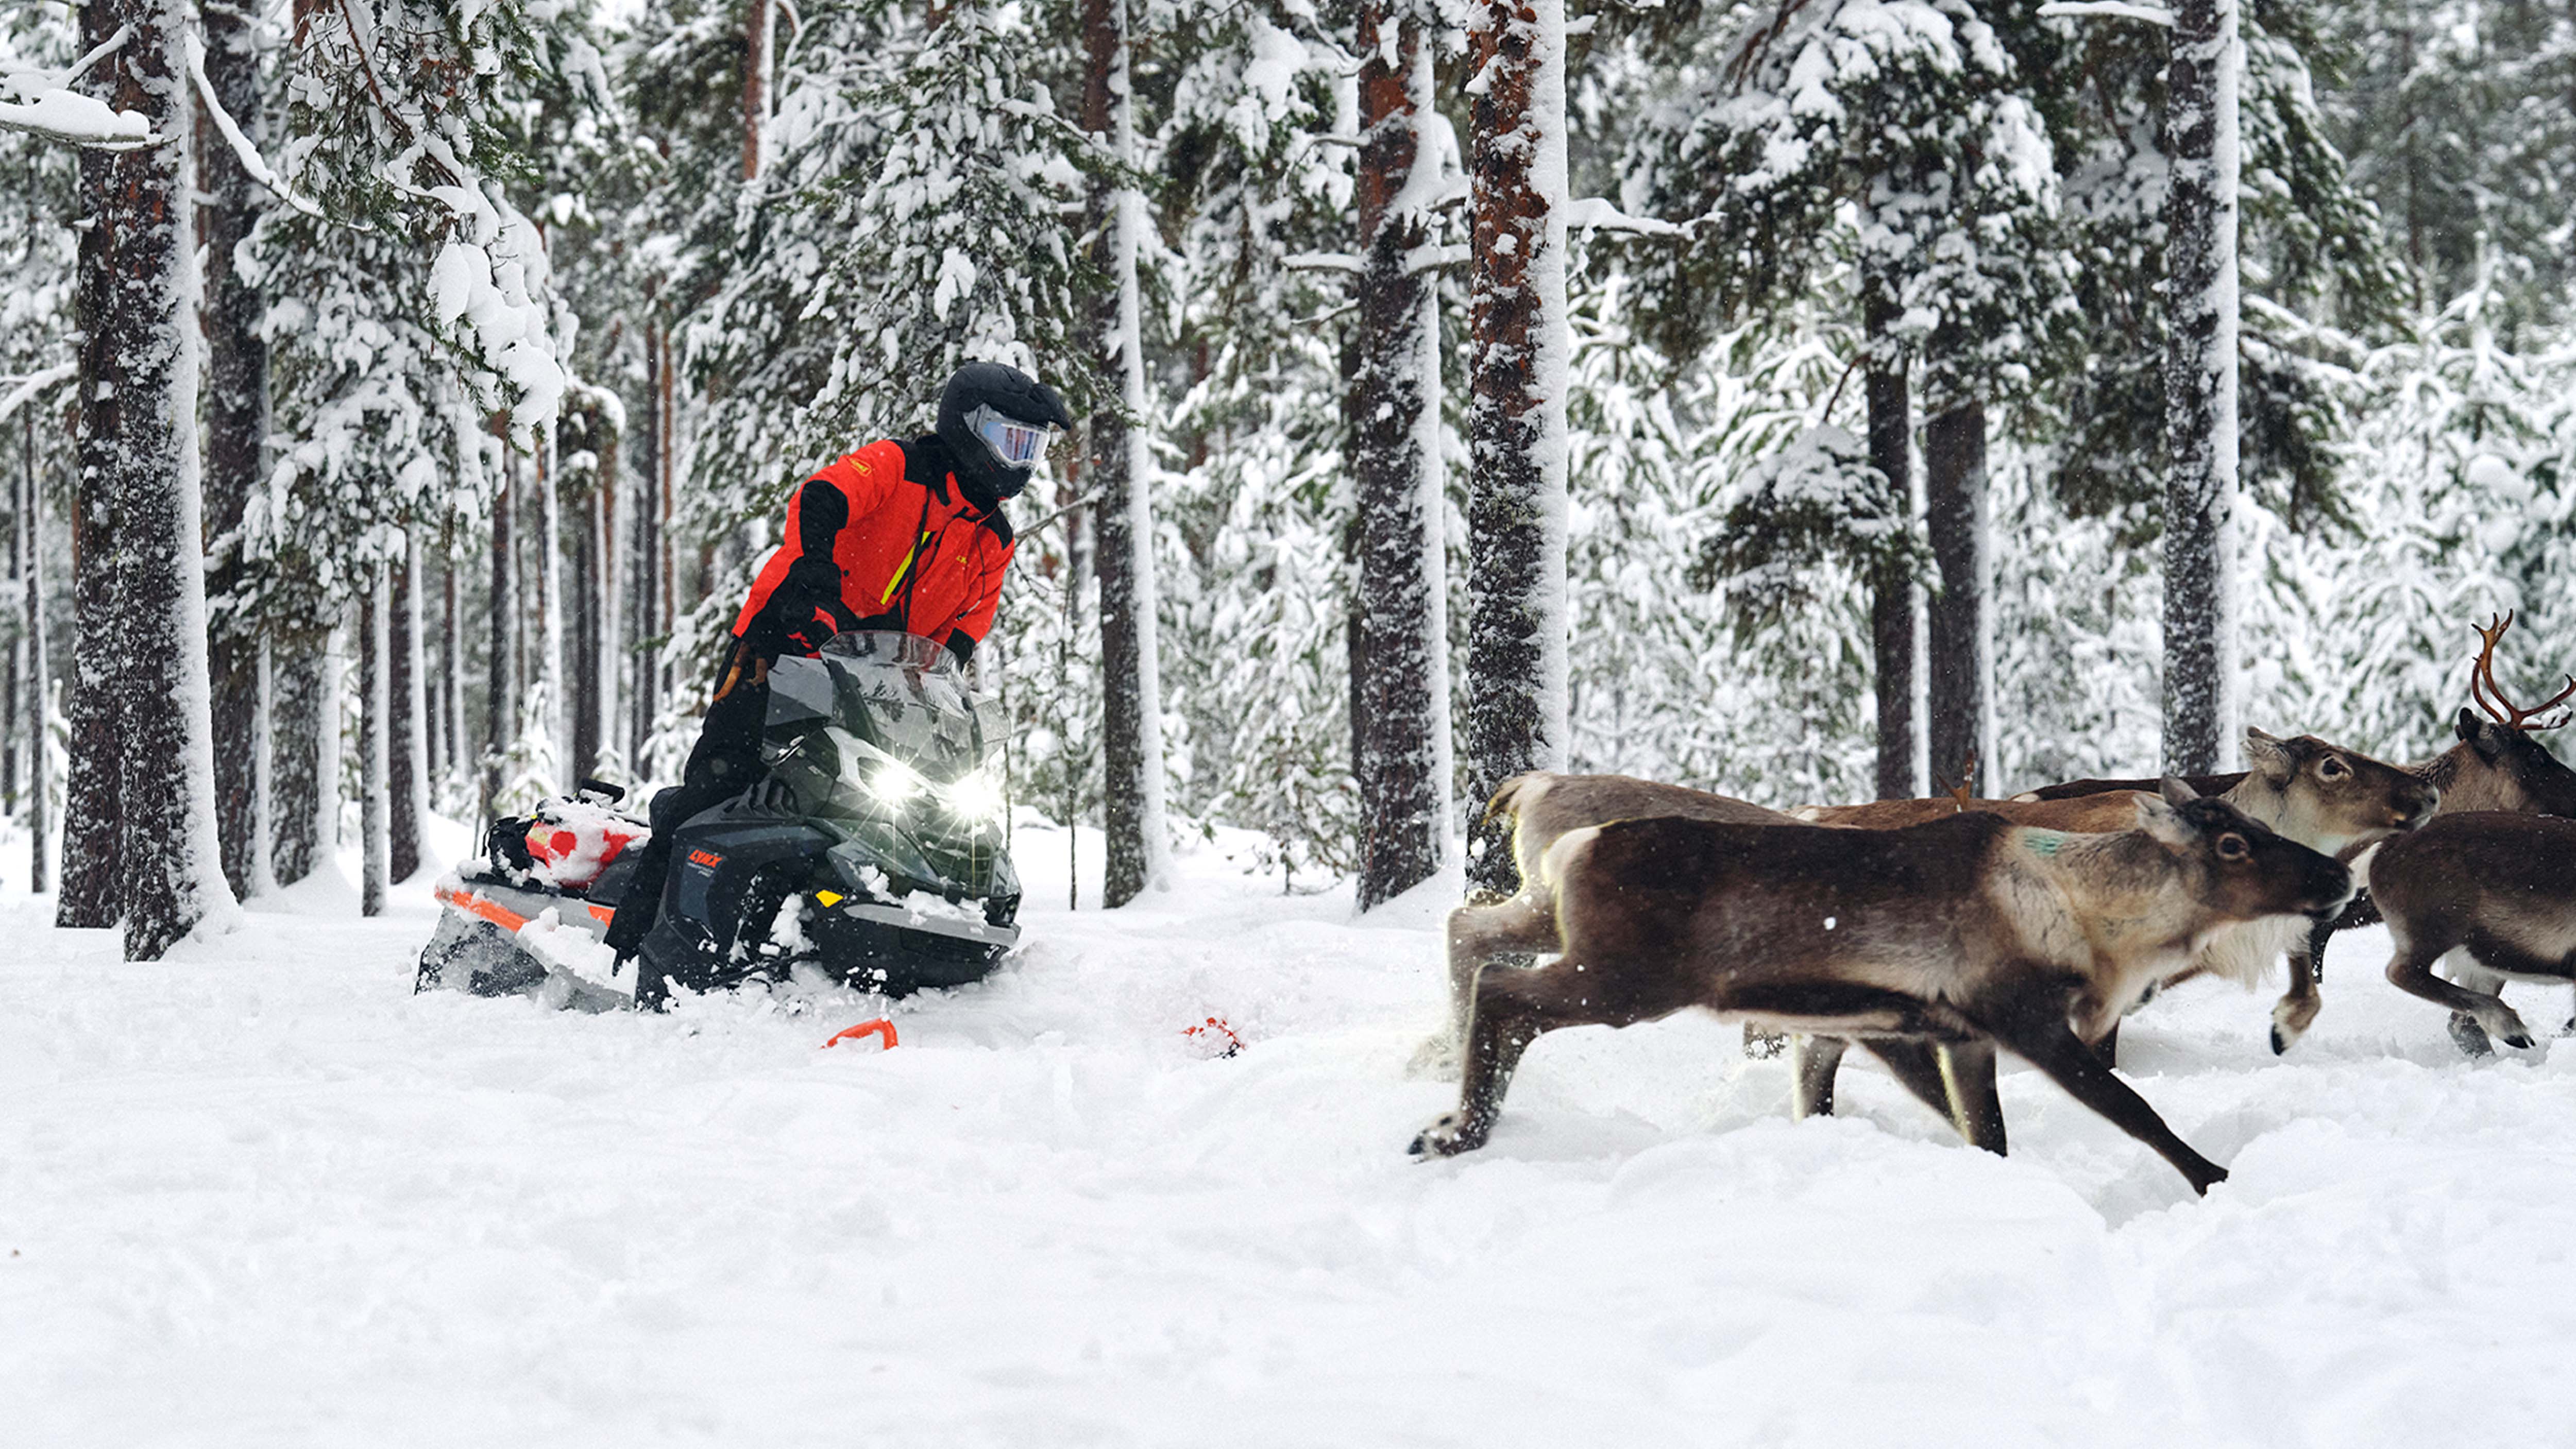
[2159,775,2201,806]
[2135,790,2195,846]
[2458,706,2484,743]
[2243,728,2294,781]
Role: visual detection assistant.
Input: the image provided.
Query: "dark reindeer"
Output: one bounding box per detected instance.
[2367,812,2576,1055]
[1411,781,2353,1195]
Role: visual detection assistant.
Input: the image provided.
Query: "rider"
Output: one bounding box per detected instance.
[603,360,1073,961]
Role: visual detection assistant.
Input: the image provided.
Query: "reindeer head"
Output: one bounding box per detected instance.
[2240,726,2438,854]
[2138,778,2354,924]
[2444,613,2576,816]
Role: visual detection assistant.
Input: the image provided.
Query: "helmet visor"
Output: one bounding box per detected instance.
[967,404,1052,469]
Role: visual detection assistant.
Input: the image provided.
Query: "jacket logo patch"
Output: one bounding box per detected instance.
[688,849,724,868]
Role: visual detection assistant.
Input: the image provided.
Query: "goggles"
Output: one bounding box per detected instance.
[967,404,1054,469]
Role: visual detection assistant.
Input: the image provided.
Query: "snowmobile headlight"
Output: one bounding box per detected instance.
[868,759,928,805]
[945,766,1006,822]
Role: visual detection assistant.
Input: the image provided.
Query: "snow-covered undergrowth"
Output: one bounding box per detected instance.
[8,825,2576,1445]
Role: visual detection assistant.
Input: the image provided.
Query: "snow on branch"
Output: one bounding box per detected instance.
[0,362,75,423]
[185,37,327,220]
[1,26,153,149]
[2037,2,2176,26]
[1566,197,1684,238]
[1284,252,1362,274]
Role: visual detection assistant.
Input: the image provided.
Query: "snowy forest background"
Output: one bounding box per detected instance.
[5,0,2575,954]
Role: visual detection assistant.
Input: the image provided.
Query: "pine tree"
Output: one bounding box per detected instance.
[1350,2,1453,910]
[65,0,235,958]
[1462,0,1572,891]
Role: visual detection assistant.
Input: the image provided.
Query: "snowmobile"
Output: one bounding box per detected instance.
[417,630,1024,1010]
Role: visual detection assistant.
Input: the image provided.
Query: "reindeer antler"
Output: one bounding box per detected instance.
[1939,751,1979,811]
[2469,611,2576,731]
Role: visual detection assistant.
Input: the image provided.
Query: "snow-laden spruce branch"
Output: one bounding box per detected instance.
[0,24,152,147]
[2037,1,2175,25]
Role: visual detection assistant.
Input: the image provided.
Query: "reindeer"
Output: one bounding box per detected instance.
[2366,812,2576,1055]
[1410,781,2354,1195]
[1791,727,2432,1060]
[1414,773,1806,1076]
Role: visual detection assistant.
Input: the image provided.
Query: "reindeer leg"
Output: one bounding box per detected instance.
[2272,944,2323,1055]
[2089,1019,2122,1069]
[1936,1039,2008,1154]
[2386,943,2531,1052]
[1412,894,1558,1079]
[1855,1038,1996,1151]
[1412,953,1700,1158]
[1978,987,2228,1195]
[1789,1035,1850,1119]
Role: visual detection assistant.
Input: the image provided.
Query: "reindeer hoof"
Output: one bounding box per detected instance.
[2269,1025,2288,1056]
[2504,1031,2536,1051]
[2189,1163,2230,1197]
[1409,1111,1483,1158]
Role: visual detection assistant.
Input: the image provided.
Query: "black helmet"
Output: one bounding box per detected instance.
[936,361,1074,509]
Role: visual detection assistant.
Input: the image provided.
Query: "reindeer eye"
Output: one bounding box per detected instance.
[2215,833,2250,861]
[2319,757,2348,779]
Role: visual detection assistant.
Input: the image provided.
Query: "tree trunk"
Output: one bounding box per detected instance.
[634,327,664,769]
[391,538,423,882]
[484,454,514,817]
[59,204,123,929]
[1924,401,1991,796]
[1463,0,1570,896]
[4,417,21,818]
[590,404,621,779]
[198,0,268,901]
[570,470,600,784]
[536,434,565,786]
[1350,6,1450,911]
[22,410,49,895]
[361,577,388,916]
[1863,297,1919,801]
[1083,0,1168,907]
[2162,0,2242,775]
[269,638,324,887]
[67,0,234,957]
[743,0,771,182]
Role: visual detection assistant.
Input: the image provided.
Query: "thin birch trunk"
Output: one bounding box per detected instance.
[23,410,48,895]
[483,460,514,818]
[1463,0,1570,895]
[537,434,565,785]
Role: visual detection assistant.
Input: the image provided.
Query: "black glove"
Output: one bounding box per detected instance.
[751,555,860,657]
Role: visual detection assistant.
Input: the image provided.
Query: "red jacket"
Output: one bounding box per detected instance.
[732,439,1015,655]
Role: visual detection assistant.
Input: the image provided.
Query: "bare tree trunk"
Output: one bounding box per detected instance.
[361,574,388,915]
[22,411,49,895]
[4,419,21,819]
[591,404,621,779]
[198,0,267,900]
[743,0,771,182]
[1350,5,1450,911]
[536,434,565,784]
[484,457,514,817]
[269,637,323,888]
[570,472,600,783]
[633,327,663,769]
[1924,401,1991,795]
[1463,0,1570,896]
[67,0,234,956]
[390,539,423,881]
[59,216,123,929]
[1083,0,1168,906]
[2162,0,2242,775]
[1864,294,1920,802]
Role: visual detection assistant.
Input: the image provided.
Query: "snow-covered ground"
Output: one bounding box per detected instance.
[9,823,2576,1446]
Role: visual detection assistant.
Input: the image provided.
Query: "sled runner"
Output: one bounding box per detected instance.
[418,631,1024,1009]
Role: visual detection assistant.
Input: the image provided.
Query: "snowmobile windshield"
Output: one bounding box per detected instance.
[812,630,999,782]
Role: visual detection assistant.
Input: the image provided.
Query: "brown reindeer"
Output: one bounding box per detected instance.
[1411,781,2354,1195]
[1793,727,2432,1059]
[1414,773,1806,1076]
[2367,811,2576,1055]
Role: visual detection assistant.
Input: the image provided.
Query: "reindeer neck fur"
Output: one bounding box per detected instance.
[2008,827,2216,1019]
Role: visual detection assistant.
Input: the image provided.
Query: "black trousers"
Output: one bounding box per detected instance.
[602,667,772,957]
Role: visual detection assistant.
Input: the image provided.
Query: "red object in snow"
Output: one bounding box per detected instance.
[523,809,646,888]
[824,1018,899,1051]
[1183,1016,1242,1058]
